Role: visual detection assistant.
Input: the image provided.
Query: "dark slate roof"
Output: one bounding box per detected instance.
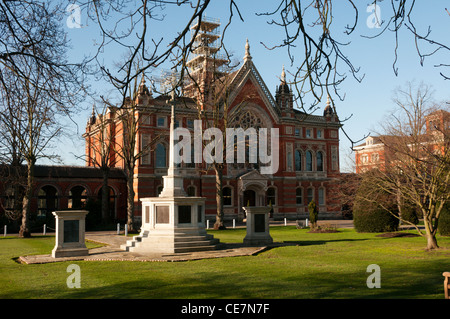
[33,165,126,179]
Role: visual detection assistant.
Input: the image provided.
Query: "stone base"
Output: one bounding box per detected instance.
[122,229,220,254]
[243,238,273,246]
[122,196,220,254]
[52,247,89,258]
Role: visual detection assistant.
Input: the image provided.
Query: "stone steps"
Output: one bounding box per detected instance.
[120,231,220,253]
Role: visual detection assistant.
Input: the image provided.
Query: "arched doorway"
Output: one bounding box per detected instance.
[97,186,116,220]
[68,186,87,209]
[243,189,256,207]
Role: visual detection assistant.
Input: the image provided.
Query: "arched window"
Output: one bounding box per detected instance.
[296,188,303,205]
[68,186,87,209]
[317,151,323,171]
[306,150,313,171]
[223,187,232,206]
[266,187,276,206]
[155,143,167,168]
[295,150,302,171]
[38,185,59,217]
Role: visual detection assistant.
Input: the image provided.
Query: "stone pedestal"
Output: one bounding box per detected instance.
[52,210,89,258]
[121,196,220,254]
[243,206,273,246]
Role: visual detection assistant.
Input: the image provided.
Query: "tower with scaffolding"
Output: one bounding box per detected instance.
[184,16,229,108]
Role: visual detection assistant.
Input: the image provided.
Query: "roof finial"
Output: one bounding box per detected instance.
[244,38,252,62]
[281,65,286,83]
[324,94,334,117]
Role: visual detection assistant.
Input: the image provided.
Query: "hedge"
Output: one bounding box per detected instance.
[438,203,450,236]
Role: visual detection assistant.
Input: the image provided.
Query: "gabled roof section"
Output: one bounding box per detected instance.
[226,55,281,122]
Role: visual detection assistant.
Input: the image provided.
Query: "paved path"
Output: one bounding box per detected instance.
[17,220,354,264]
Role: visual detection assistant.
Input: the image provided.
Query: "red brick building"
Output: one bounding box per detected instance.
[84,18,343,223]
[354,109,450,173]
[1,18,344,228]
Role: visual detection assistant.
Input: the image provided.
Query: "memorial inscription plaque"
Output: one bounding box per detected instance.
[178,205,191,224]
[156,206,170,224]
[64,220,79,243]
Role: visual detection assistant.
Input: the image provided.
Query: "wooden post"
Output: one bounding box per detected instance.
[444,272,450,299]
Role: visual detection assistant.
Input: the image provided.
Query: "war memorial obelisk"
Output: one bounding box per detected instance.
[121,90,219,254]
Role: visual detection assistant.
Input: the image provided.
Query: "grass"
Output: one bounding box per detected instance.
[0,226,449,299]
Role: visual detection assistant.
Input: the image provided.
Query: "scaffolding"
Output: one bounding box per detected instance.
[187,16,228,74]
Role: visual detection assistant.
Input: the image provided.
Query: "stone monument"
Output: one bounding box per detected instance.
[243,206,273,246]
[121,89,219,254]
[52,210,89,258]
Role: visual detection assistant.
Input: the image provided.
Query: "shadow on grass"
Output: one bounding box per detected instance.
[282,238,372,247]
[4,257,445,299]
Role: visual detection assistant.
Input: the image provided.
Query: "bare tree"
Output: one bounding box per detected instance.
[0,1,85,237]
[357,82,450,250]
[112,76,159,232]
[0,64,63,237]
[0,1,86,104]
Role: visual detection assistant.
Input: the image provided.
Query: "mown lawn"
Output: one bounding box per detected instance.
[0,226,449,299]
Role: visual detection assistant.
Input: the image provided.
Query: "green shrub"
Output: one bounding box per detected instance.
[353,171,400,233]
[353,207,399,233]
[353,193,399,233]
[308,200,318,229]
[438,203,450,236]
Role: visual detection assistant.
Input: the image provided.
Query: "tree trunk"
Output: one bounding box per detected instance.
[101,167,110,224]
[126,165,136,232]
[19,160,34,238]
[426,233,439,250]
[214,164,226,230]
[423,215,439,250]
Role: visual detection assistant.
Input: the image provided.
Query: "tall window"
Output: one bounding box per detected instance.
[318,188,325,206]
[295,150,302,171]
[307,188,314,204]
[306,150,313,171]
[157,116,166,127]
[316,151,323,171]
[155,143,167,168]
[317,129,323,138]
[267,187,276,206]
[296,188,303,205]
[223,187,232,206]
[141,134,151,165]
